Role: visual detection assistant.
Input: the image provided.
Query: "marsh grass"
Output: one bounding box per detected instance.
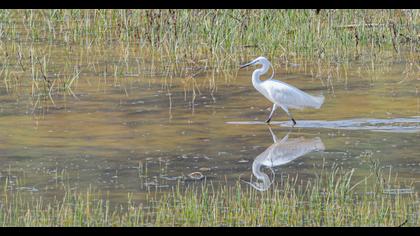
[0,158,418,226]
[0,9,418,100]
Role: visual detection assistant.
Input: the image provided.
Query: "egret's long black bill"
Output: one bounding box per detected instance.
[240,61,254,69]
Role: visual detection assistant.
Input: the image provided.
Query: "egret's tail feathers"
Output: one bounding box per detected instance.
[288,93,325,110]
[312,95,325,109]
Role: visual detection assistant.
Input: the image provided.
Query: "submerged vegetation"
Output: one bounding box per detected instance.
[0,158,418,226]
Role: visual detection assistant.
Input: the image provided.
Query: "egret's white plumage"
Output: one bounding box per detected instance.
[240,56,324,125]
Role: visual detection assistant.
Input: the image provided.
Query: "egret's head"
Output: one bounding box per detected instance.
[240,56,270,69]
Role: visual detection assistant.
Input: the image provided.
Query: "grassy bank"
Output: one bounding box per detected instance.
[0,160,418,226]
[0,9,417,98]
[1,9,418,60]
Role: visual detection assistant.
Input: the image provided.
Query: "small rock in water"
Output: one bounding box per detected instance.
[188,172,205,180]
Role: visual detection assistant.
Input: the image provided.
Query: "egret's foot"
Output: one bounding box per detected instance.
[291,118,296,127]
[265,118,271,124]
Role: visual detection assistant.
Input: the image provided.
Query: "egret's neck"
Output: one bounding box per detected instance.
[250,162,271,191]
[252,162,270,182]
[252,63,270,88]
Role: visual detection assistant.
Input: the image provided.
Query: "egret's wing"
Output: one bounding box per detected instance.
[264,80,324,109]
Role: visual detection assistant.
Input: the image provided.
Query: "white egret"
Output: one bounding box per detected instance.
[240,56,324,126]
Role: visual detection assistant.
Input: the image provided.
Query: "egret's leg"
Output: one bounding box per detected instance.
[267,126,278,143]
[278,129,291,144]
[279,105,296,127]
[288,113,297,127]
[265,104,277,123]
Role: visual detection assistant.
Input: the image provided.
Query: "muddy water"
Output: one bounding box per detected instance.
[0,56,419,202]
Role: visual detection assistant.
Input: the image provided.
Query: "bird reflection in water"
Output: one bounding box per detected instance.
[244,126,325,191]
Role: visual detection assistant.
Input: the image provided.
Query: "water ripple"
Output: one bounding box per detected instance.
[226,116,420,133]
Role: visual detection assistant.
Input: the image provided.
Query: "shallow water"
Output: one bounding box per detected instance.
[0,54,419,202]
